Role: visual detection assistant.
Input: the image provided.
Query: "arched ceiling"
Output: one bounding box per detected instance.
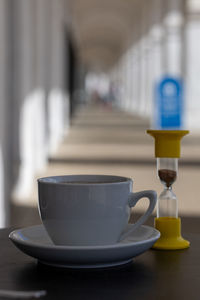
[68,0,140,71]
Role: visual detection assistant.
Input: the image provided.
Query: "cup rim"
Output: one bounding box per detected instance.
[37,174,133,186]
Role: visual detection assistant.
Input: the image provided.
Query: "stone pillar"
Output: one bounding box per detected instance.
[129,45,137,113]
[125,50,133,112]
[0,0,9,226]
[185,0,200,129]
[111,63,123,109]
[149,0,164,126]
[48,0,69,155]
[138,1,149,116]
[162,0,187,129]
[34,0,50,172]
[133,25,141,115]
[143,1,154,117]
[163,0,185,76]
[151,0,164,82]
[12,0,37,201]
[119,57,128,111]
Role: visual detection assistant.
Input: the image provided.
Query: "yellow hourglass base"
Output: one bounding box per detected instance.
[152,217,190,250]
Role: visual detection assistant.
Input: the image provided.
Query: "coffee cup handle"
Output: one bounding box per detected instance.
[119,190,157,241]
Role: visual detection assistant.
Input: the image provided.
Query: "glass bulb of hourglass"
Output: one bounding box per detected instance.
[157,158,178,218]
[157,187,177,218]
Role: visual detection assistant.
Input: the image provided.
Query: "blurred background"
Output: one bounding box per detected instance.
[0,0,200,228]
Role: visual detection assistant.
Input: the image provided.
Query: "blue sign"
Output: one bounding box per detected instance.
[155,77,183,129]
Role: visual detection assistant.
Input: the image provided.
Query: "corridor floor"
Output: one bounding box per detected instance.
[11,104,200,227]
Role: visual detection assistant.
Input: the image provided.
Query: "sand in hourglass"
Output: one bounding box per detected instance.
[158,169,177,188]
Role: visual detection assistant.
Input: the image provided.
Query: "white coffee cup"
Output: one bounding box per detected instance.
[38,175,157,246]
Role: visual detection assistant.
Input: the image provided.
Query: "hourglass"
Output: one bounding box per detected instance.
[147,130,190,250]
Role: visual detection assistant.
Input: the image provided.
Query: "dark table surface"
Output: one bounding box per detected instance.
[1,217,200,300]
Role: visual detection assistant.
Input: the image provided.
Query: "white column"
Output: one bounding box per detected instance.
[119,56,128,111]
[12,0,39,201]
[139,2,149,116]
[143,28,153,116]
[144,34,154,118]
[114,63,123,109]
[149,0,164,126]
[163,0,185,76]
[151,0,164,81]
[130,44,139,113]
[185,0,200,130]
[48,0,70,155]
[34,0,50,172]
[113,63,122,109]
[0,0,9,226]
[133,37,141,114]
[139,38,146,115]
[126,50,134,112]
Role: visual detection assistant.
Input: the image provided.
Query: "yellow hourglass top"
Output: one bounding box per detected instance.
[147,130,189,158]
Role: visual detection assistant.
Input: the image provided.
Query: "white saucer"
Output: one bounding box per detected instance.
[9,224,160,269]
